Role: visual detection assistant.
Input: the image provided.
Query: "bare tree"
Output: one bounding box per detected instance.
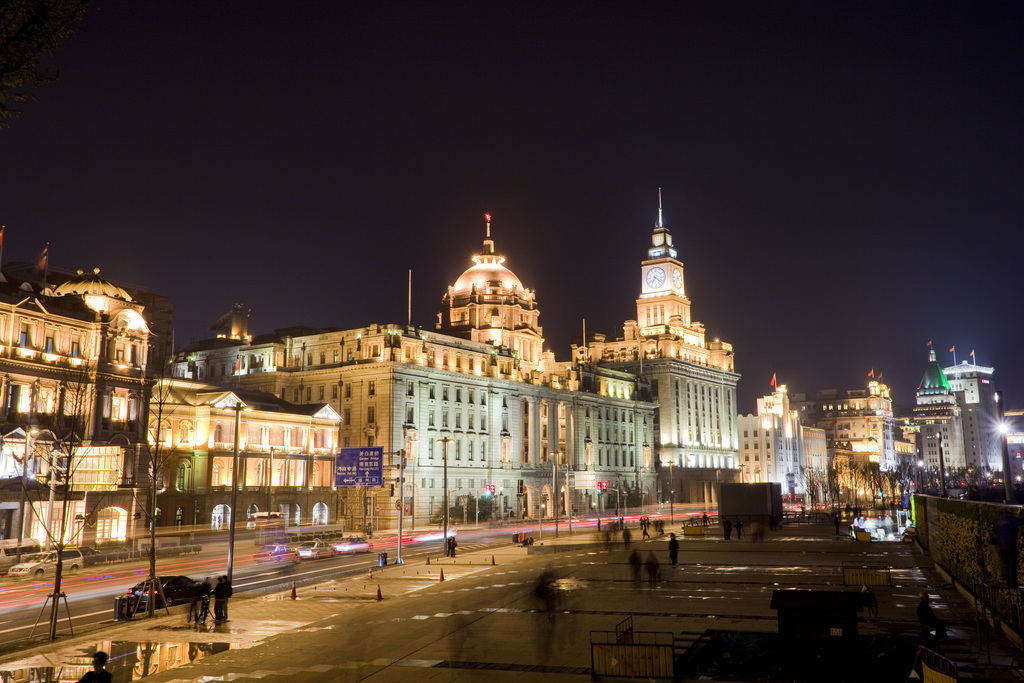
[0,0,89,127]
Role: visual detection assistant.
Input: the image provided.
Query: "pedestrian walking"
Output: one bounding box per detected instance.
[628,549,642,583]
[702,512,709,527]
[622,527,632,547]
[917,591,947,639]
[834,514,841,536]
[642,519,650,540]
[735,519,744,540]
[668,533,679,566]
[723,518,732,540]
[644,552,660,586]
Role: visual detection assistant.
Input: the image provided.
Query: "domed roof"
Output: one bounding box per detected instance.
[52,268,133,302]
[917,349,951,396]
[452,254,524,293]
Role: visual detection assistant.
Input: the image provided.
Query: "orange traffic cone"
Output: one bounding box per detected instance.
[376,585,383,601]
[491,555,496,566]
[439,569,445,582]
[368,567,373,580]
[290,583,297,600]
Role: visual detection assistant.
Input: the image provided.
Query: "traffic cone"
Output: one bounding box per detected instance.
[439,569,445,582]
[290,583,297,600]
[491,555,496,566]
[376,585,383,601]
[368,567,373,580]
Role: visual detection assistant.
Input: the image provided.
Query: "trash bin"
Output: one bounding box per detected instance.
[377,552,387,567]
[114,596,130,621]
[512,532,520,544]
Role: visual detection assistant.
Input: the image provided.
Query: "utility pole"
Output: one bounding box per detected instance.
[551,455,558,538]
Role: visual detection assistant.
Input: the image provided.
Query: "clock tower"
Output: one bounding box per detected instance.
[637,197,691,334]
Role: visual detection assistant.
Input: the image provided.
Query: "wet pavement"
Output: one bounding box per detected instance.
[1,523,1021,682]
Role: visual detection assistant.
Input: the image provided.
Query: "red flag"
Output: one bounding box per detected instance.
[970,350,975,359]
[867,369,874,378]
[926,340,932,347]
[949,346,955,353]
[878,372,883,381]
[770,372,776,387]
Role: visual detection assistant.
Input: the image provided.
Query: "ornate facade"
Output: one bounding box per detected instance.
[578,206,741,506]
[0,267,151,546]
[173,226,657,531]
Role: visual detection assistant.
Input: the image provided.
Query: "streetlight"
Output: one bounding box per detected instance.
[997,392,1013,503]
[226,402,251,584]
[15,429,39,563]
[666,458,674,524]
[550,454,559,538]
[436,437,453,556]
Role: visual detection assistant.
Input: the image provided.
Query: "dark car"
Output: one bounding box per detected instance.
[77,546,103,566]
[126,575,209,608]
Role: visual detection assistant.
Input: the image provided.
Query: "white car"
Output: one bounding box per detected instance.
[294,540,336,560]
[8,549,84,578]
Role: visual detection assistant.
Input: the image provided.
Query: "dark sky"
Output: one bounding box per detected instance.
[2,2,1023,412]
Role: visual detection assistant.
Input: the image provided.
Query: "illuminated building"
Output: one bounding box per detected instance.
[942,360,1000,473]
[911,349,966,471]
[792,380,904,471]
[0,266,152,546]
[576,202,740,506]
[737,385,806,496]
[150,380,341,529]
[173,223,656,530]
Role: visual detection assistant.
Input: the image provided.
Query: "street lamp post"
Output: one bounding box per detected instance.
[436,437,453,556]
[267,446,276,515]
[551,455,559,538]
[226,403,249,583]
[667,459,674,524]
[997,393,1013,503]
[16,429,38,564]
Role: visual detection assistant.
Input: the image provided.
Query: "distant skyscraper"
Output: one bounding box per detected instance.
[737,385,805,495]
[943,360,1000,473]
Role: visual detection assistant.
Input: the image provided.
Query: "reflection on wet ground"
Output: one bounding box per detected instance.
[0,638,250,682]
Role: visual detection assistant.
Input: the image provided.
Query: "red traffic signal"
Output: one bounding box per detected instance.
[485,484,495,494]
[597,481,607,492]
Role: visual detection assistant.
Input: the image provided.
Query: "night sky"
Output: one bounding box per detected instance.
[2,2,1023,412]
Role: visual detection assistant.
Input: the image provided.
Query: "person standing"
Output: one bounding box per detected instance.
[723,519,732,540]
[76,651,112,683]
[644,552,660,587]
[668,533,679,566]
[702,512,709,527]
[917,591,946,639]
[735,519,744,540]
[213,576,228,620]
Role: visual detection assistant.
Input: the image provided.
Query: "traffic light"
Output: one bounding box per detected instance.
[597,481,607,493]
[485,484,495,494]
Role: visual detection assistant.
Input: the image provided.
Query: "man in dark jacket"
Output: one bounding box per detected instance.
[213,576,229,620]
[917,591,946,639]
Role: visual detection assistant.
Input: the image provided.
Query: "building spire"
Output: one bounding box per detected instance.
[657,188,663,228]
[483,213,494,254]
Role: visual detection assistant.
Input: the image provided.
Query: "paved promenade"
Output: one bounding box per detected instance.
[1,522,1022,682]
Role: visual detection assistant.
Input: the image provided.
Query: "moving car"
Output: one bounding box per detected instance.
[126,575,209,608]
[332,536,371,554]
[254,544,297,564]
[7,548,84,578]
[295,540,336,560]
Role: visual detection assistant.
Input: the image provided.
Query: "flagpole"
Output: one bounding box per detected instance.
[951,347,956,366]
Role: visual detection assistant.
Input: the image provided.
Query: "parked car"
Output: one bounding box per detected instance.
[295,540,336,560]
[332,536,371,554]
[0,539,42,575]
[254,544,297,564]
[7,548,84,578]
[77,546,103,566]
[126,575,209,608]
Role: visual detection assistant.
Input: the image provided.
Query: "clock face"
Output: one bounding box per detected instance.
[672,268,682,288]
[646,267,666,288]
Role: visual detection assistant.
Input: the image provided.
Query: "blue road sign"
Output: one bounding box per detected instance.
[335,447,384,487]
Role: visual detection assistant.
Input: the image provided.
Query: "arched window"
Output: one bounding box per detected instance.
[211,504,230,530]
[312,502,329,525]
[178,422,193,444]
[214,423,223,443]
